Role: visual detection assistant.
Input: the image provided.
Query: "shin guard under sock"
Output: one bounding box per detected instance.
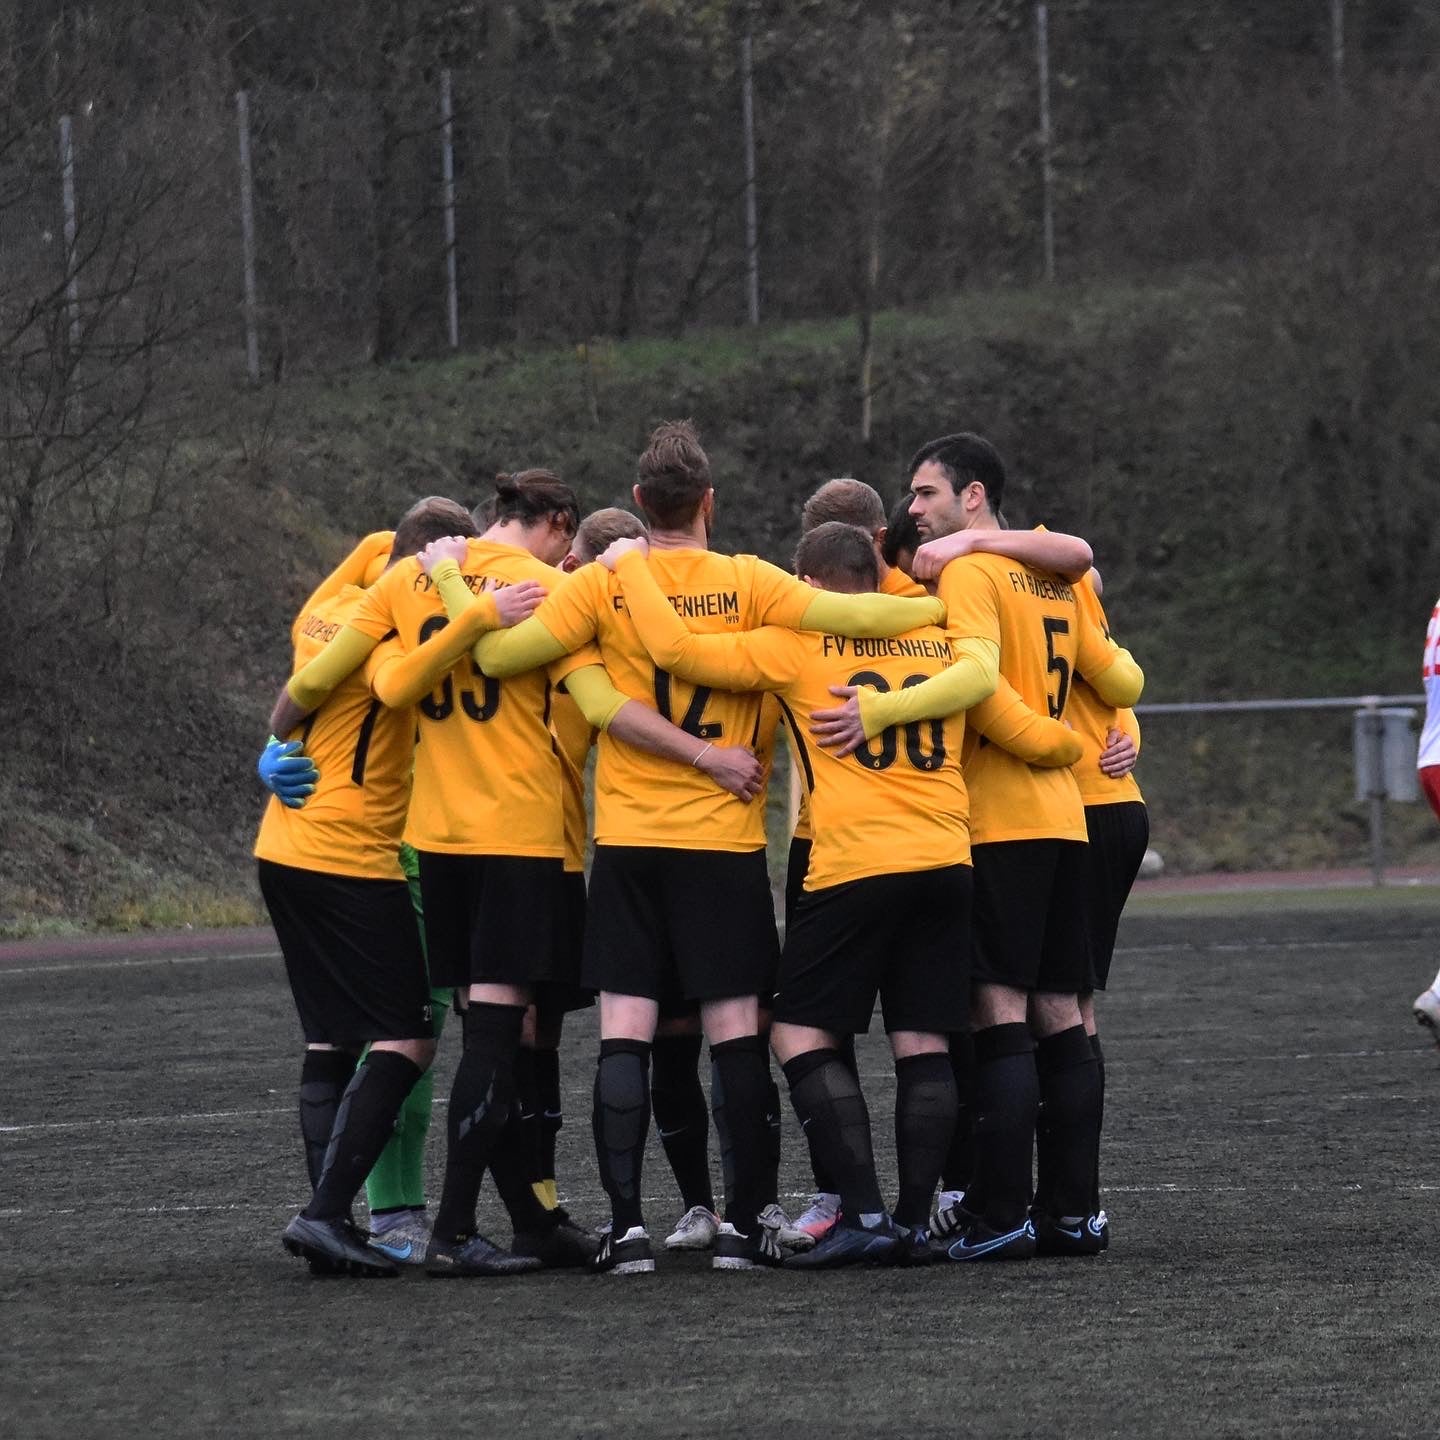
[893,1053,958,1229]
[432,1003,525,1242]
[299,1049,357,1191]
[650,1033,714,1212]
[970,1023,1039,1232]
[304,1051,423,1221]
[535,1046,562,1195]
[1034,1024,1101,1220]
[782,1048,884,1220]
[710,1035,773,1234]
[940,1030,976,1195]
[593,1038,652,1234]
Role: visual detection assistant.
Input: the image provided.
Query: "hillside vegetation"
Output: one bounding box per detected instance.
[3,269,1438,935]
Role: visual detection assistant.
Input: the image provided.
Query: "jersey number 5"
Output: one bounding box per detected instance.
[1043,617,1072,719]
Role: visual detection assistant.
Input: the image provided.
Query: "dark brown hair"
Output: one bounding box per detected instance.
[908,432,1007,515]
[390,495,477,560]
[573,507,648,564]
[881,491,922,567]
[492,468,579,538]
[635,419,711,528]
[801,478,886,535]
[793,521,879,593]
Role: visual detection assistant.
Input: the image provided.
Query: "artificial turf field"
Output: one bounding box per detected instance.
[4,893,1440,1437]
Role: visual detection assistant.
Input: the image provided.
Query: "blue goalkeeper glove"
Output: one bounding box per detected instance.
[257,736,319,808]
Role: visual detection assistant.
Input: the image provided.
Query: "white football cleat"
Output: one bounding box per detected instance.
[758,1201,815,1251]
[664,1205,721,1250]
[1414,987,1440,1047]
[792,1192,841,1244]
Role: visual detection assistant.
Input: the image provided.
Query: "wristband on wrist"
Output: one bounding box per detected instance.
[691,742,714,768]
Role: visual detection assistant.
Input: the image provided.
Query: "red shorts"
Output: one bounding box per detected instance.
[1422,766,1440,823]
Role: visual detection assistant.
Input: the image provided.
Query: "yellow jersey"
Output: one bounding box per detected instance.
[938,552,1131,844]
[519,550,836,853]
[255,585,413,880]
[1070,575,1144,807]
[348,538,577,856]
[615,556,970,888]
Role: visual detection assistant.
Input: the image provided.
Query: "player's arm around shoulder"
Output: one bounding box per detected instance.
[968,676,1082,768]
[605,540,794,693]
[471,562,596,678]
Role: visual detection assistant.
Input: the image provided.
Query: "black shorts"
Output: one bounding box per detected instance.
[536,871,595,1017]
[1083,802,1149,990]
[583,845,780,1003]
[774,865,971,1036]
[970,839,1092,994]
[416,850,565,991]
[784,835,813,935]
[257,859,433,1046]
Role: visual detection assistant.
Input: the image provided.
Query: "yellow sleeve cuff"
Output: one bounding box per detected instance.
[855,638,1000,738]
[562,664,629,733]
[1088,648,1144,709]
[285,626,379,711]
[798,589,945,639]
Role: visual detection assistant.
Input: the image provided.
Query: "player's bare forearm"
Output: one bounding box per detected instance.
[269,686,309,739]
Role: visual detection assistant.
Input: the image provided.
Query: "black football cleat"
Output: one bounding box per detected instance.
[282,1214,399,1278]
[711,1221,784,1271]
[944,1216,1037,1262]
[425,1231,544,1277]
[591,1225,656,1275]
[1031,1208,1109,1256]
[512,1217,601,1268]
[784,1213,904,1269]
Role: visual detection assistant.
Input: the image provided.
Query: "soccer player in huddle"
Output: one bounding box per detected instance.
[894,431,1144,1258]
[791,476,1095,1245]
[463,421,944,1271]
[600,519,998,1264]
[258,498,537,1276]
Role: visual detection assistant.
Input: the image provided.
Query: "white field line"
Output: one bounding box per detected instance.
[0,949,278,978]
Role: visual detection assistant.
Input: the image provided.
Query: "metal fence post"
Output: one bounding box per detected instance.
[58,114,80,351]
[1036,3,1056,284]
[235,90,261,384]
[440,69,460,351]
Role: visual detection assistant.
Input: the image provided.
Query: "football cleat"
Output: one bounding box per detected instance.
[1032,1208,1109,1256]
[282,1214,398,1278]
[711,1221,785,1270]
[512,1217,601,1268]
[792,1192,841,1244]
[366,1211,432,1267]
[895,1223,939,1266]
[945,1216,1037,1262]
[592,1225,656,1275]
[758,1201,815,1251]
[1413,987,1440,1047]
[664,1205,721,1251]
[783,1213,903,1270]
[424,1231,543,1277]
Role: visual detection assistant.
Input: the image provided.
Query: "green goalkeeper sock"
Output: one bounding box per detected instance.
[364,985,451,1212]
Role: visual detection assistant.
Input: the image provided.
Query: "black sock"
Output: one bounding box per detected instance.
[763,1069,783,1209]
[782,1048,884,1220]
[488,1104,554,1234]
[433,1003,525,1242]
[593,1039,652,1234]
[1033,1025,1101,1220]
[892,1053,957,1229]
[805,1034,858,1194]
[650,1034,714,1212]
[969,1023,1038,1232]
[711,1035,774,1234]
[513,1044,542,1190]
[1090,1032,1105,1212]
[940,1030,976,1195]
[535,1046,562,1187]
[303,1051,423,1221]
[298,1049,356,1191]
